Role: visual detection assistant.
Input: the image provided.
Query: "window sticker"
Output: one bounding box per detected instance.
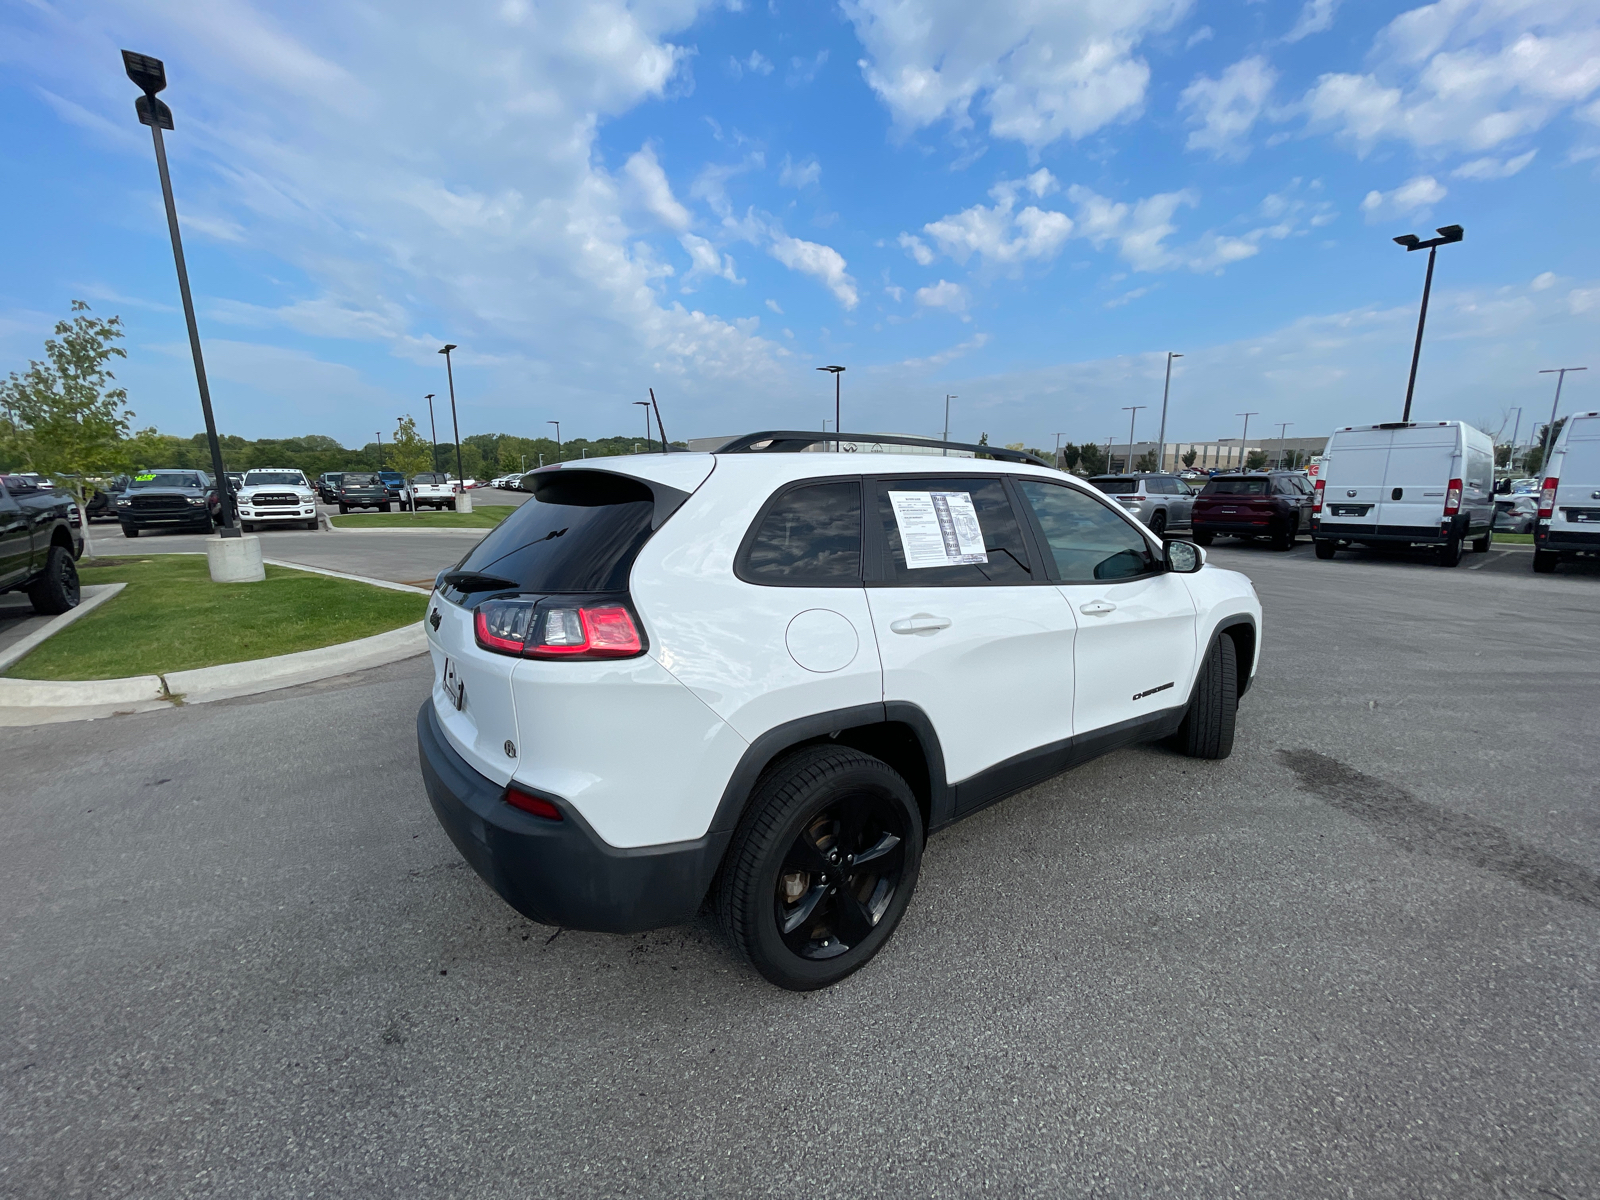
[888,491,988,568]
[134,473,157,481]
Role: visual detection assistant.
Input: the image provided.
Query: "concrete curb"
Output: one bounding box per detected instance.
[0,671,166,708]
[165,622,427,705]
[0,584,126,673]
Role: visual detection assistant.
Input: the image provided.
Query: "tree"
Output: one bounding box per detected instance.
[0,302,132,556]
[1181,448,1198,469]
[1245,449,1269,470]
[1078,442,1107,475]
[388,415,433,516]
[1525,417,1566,478]
[1135,449,1160,472]
[1060,442,1081,472]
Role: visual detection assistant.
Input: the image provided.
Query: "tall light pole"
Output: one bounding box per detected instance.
[1537,367,1587,475]
[1236,412,1258,469]
[1394,224,1465,423]
[943,394,957,456]
[1054,432,1068,471]
[439,345,466,501]
[121,51,239,539]
[548,420,561,462]
[1157,352,1182,472]
[1274,421,1292,469]
[375,430,383,469]
[424,393,438,474]
[1122,405,1146,474]
[818,365,845,450]
[1506,406,1522,477]
[633,400,653,452]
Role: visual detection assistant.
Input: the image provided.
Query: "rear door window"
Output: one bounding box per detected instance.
[872,476,1033,585]
[1203,478,1268,496]
[1016,480,1158,582]
[738,480,862,585]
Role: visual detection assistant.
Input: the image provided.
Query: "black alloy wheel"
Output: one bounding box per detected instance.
[718,746,923,990]
[121,523,138,539]
[27,544,80,615]
[1148,510,1167,538]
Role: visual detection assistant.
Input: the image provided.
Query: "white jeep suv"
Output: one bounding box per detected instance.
[417,433,1262,990]
[235,468,319,531]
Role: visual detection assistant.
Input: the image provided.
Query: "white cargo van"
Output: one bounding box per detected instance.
[1532,411,1600,573]
[1311,421,1495,567]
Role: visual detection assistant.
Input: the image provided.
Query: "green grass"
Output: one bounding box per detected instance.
[330,504,512,529]
[1491,532,1533,544]
[6,555,426,681]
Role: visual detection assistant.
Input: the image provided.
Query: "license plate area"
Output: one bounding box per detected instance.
[1562,508,1600,523]
[441,656,466,710]
[1330,504,1372,517]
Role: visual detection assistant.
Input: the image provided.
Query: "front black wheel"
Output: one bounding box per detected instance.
[1472,529,1492,552]
[27,544,80,615]
[718,746,923,991]
[120,523,138,539]
[1173,633,1238,760]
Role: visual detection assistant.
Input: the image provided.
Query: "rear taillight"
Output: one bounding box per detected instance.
[1443,478,1462,517]
[1312,480,1325,513]
[1538,477,1558,519]
[474,598,644,660]
[505,787,562,820]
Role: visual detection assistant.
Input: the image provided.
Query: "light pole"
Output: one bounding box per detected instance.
[943,394,957,456]
[548,420,561,462]
[1054,432,1068,471]
[1505,407,1522,477]
[1394,224,1464,422]
[121,51,240,541]
[817,365,845,450]
[424,393,438,474]
[1122,405,1146,474]
[439,344,467,509]
[375,430,383,469]
[1236,412,1258,469]
[1274,422,1292,469]
[1156,352,1182,472]
[633,400,653,452]
[1536,367,1587,475]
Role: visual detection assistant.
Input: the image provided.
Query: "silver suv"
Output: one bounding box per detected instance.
[1087,474,1197,538]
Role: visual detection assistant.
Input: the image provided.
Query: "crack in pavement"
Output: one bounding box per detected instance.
[1278,749,1600,911]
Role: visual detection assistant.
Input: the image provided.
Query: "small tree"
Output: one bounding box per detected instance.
[389,415,433,516]
[1135,449,1160,472]
[0,302,132,556]
[1078,443,1107,475]
[1060,442,1081,472]
[1181,448,1197,469]
[1245,449,1269,470]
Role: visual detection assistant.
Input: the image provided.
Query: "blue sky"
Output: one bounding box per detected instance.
[2,0,1598,452]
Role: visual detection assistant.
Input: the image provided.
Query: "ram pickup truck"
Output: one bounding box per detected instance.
[115,469,221,536]
[0,474,84,614]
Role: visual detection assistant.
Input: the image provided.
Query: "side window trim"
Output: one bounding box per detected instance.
[1012,475,1168,584]
[734,474,865,588]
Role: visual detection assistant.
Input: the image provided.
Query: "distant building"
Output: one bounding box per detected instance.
[1086,436,1329,473]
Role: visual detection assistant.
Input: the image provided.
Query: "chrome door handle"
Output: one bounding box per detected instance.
[1079,600,1117,616]
[890,614,952,635]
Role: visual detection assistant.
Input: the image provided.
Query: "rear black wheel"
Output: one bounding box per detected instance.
[27,544,80,615]
[338,503,348,514]
[1193,530,1214,546]
[718,746,922,991]
[1532,549,1558,574]
[1438,535,1463,567]
[1173,633,1238,760]
[1272,516,1298,551]
[380,502,392,513]
[1148,510,1167,538]
[1314,539,1336,559]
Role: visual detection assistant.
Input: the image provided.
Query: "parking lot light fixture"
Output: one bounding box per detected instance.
[943,394,957,456]
[1236,412,1258,469]
[1157,352,1182,469]
[817,365,845,450]
[121,49,239,539]
[425,393,438,472]
[633,400,652,452]
[548,420,561,462]
[438,345,464,492]
[1122,405,1146,474]
[1394,223,1464,423]
[1274,422,1292,469]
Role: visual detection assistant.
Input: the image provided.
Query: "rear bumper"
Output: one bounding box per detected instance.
[1194,515,1289,536]
[1535,527,1600,554]
[416,701,728,933]
[1312,515,1479,545]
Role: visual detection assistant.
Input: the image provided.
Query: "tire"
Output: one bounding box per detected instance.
[717,745,923,991]
[27,544,80,615]
[1314,539,1336,560]
[1472,529,1492,553]
[1148,510,1167,538]
[1438,535,1463,567]
[121,523,138,539]
[1533,549,1558,574]
[1174,633,1238,760]
[339,503,349,514]
[1272,516,1298,551]
[380,503,392,513]
[305,518,319,530]
[1193,530,1214,546]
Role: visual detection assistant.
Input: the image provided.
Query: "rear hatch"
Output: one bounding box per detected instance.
[1551,415,1600,536]
[1319,428,1392,526]
[1377,425,1457,530]
[1195,476,1273,524]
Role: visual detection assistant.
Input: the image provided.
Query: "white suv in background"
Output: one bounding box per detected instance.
[417,433,1262,990]
[234,469,319,531]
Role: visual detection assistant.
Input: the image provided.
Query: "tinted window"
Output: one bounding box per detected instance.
[1203,478,1268,496]
[451,470,660,595]
[412,473,446,484]
[244,471,307,486]
[343,473,378,485]
[875,477,1032,585]
[1017,480,1157,583]
[1090,477,1139,495]
[129,472,204,489]
[741,481,861,585]
[1148,477,1177,494]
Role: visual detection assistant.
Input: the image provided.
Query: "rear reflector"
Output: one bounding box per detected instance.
[1312,480,1325,513]
[1539,477,1558,519]
[505,787,562,820]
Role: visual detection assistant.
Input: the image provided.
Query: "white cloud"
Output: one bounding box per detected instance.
[1302,0,1600,154]
[1451,149,1537,178]
[769,233,859,308]
[765,298,783,313]
[1530,271,1557,291]
[1359,175,1447,221]
[1180,56,1277,159]
[779,155,821,188]
[1284,0,1339,42]
[895,332,991,371]
[915,279,969,314]
[679,234,744,285]
[624,144,692,232]
[920,171,1073,268]
[842,0,1191,148]
[729,50,774,78]
[1186,26,1214,49]
[898,233,936,265]
[1067,185,1197,271]
[787,50,830,87]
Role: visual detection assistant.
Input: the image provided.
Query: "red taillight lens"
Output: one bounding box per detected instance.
[505,787,562,820]
[474,598,644,660]
[1443,478,1463,517]
[474,600,536,654]
[1538,477,1558,519]
[1312,480,1325,513]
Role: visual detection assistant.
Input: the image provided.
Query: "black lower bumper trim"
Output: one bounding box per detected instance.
[416,701,729,933]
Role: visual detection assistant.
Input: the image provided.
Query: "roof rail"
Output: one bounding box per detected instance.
[714,430,1051,467]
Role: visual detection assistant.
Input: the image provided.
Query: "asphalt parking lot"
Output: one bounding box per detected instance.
[2,541,1597,1198]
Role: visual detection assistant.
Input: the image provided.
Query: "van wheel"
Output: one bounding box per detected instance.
[1174,633,1237,760]
[1533,549,1559,574]
[717,746,923,991]
[1193,530,1214,546]
[27,544,80,615]
[1314,539,1336,560]
[1438,536,1463,567]
[1472,530,1492,552]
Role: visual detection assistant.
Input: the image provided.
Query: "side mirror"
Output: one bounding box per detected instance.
[1165,539,1205,573]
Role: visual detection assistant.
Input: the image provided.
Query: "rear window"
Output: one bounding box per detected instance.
[412,473,447,485]
[739,480,861,585]
[1090,478,1139,495]
[448,470,678,597]
[1203,478,1268,496]
[343,473,378,485]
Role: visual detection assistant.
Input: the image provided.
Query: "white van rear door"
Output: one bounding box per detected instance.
[1552,416,1600,533]
[1321,429,1391,527]
[1379,426,1457,530]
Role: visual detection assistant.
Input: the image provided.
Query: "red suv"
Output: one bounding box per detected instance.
[1192,471,1315,551]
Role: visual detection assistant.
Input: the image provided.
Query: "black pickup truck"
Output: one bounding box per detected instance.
[335,472,392,513]
[114,469,221,536]
[0,474,84,614]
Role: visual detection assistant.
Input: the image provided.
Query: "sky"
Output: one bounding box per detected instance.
[2,0,1598,453]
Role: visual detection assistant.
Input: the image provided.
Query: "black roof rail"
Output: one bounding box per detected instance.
[714,430,1052,467]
